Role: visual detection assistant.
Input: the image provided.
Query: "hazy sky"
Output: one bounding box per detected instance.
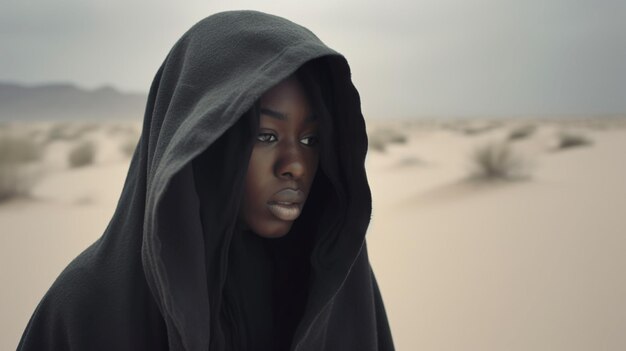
[1,0,625,118]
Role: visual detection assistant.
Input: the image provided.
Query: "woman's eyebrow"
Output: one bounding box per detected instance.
[260,108,316,122]
[260,108,287,121]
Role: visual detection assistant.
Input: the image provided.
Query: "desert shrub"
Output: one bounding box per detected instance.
[462,125,494,135]
[369,138,386,152]
[0,167,36,202]
[556,131,592,150]
[75,122,100,134]
[0,133,42,164]
[68,140,96,168]
[46,122,72,142]
[442,121,500,136]
[460,121,501,135]
[46,122,99,143]
[106,124,125,135]
[395,156,425,168]
[368,128,407,152]
[107,123,138,136]
[508,124,536,141]
[0,133,42,202]
[469,141,529,181]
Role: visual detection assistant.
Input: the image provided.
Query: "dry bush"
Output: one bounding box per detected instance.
[556,131,592,150]
[462,125,496,135]
[452,121,501,135]
[68,140,96,168]
[46,122,76,142]
[0,133,43,202]
[107,123,138,136]
[46,122,97,143]
[508,124,537,141]
[75,122,100,134]
[368,128,408,152]
[0,133,41,164]
[469,141,529,181]
[395,156,426,168]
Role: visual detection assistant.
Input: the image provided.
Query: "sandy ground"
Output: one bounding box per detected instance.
[1,118,625,350]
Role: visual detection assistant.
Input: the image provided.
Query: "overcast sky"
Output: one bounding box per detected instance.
[1,0,624,118]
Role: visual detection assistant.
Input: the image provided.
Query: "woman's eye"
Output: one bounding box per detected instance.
[257,133,277,143]
[300,135,319,146]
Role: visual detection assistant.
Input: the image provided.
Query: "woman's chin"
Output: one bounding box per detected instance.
[251,222,293,239]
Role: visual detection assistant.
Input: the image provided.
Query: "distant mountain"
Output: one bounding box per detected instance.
[0,82,147,121]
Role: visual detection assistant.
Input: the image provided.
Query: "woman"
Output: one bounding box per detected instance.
[18,10,394,351]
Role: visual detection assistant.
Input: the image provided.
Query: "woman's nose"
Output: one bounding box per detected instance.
[275,143,305,180]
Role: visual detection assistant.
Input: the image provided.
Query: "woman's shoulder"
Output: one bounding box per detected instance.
[18,244,105,349]
[18,241,168,350]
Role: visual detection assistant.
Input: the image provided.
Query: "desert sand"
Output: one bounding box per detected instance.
[1,117,625,350]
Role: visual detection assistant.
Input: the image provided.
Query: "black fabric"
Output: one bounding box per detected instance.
[18,10,394,351]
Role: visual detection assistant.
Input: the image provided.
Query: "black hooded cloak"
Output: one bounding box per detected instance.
[18,10,394,351]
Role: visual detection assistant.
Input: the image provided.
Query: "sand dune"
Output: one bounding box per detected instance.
[2,118,625,350]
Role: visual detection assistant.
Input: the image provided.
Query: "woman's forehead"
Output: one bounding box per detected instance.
[258,76,315,123]
[259,107,316,124]
[260,76,308,105]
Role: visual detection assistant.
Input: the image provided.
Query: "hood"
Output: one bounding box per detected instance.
[137,11,379,350]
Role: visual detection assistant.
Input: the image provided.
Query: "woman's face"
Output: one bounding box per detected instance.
[239,76,320,238]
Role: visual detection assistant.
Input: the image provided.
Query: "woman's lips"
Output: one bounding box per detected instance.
[267,201,302,221]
